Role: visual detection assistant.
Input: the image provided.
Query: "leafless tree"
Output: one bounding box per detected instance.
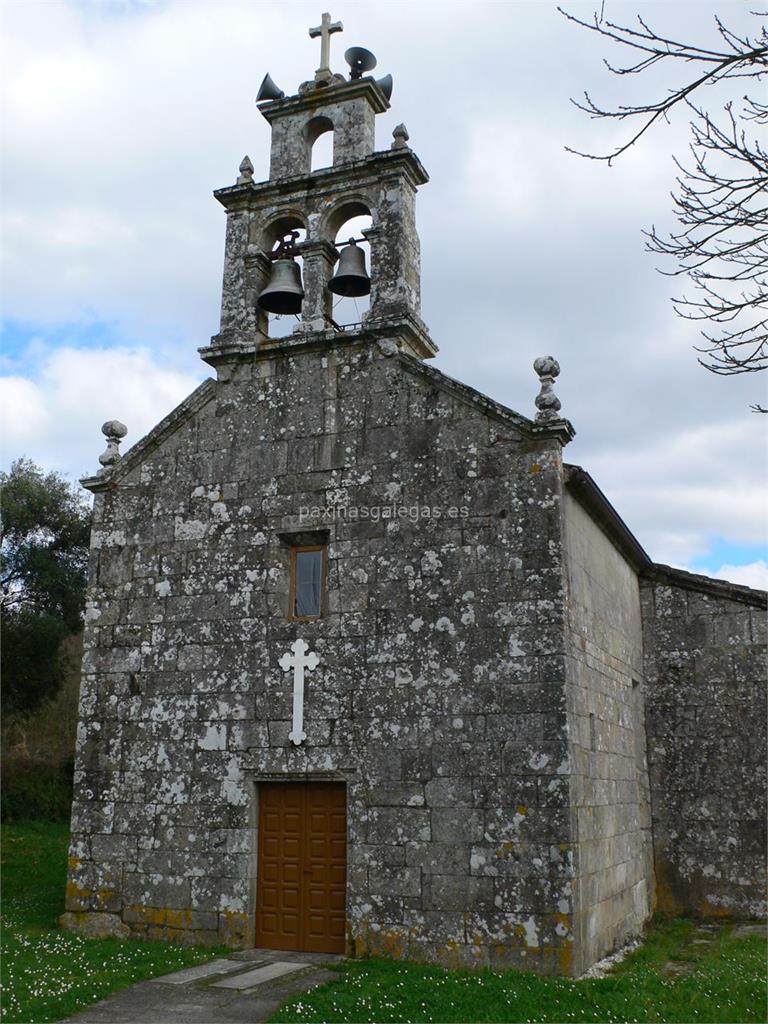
[560,6,768,408]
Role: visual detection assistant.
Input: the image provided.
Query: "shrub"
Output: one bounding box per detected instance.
[1,756,74,822]
[1,638,80,822]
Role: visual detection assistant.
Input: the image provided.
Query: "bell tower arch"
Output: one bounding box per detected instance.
[200,18,435,370]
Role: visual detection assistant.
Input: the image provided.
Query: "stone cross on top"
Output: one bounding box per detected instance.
[309,12,343,82]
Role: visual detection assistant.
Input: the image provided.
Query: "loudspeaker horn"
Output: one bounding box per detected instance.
[375,74,393,101]
[345,46,377,79]
[256,73,285,102]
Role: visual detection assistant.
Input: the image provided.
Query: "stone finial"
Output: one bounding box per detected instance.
[533,357,562,424]
[98,420,127,475]
[236,155,254,185]
[391,123,409,150]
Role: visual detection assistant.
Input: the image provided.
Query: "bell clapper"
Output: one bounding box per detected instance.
[256,231,305,316]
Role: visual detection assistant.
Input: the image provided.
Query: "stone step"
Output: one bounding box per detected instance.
[211,961,311,990]
[156,959,253,985]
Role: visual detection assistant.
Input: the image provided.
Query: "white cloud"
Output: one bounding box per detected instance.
[0,346,203,478]
[579,417,767,565]
[0,376,48,441]
[462,109,675,226]
[0,0,765,574]
[8,50,103,117]
[706,561,768,592]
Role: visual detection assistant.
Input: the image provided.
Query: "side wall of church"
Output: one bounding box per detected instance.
[62,340,580,972]
[562,491,654,975]
[641,573,767,920]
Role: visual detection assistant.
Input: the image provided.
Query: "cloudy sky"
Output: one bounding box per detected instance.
[1,0,766,587]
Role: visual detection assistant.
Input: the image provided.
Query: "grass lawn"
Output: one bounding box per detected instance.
[3,823,765,1024]
[271,920,767,1024]
[1,821,220,1024]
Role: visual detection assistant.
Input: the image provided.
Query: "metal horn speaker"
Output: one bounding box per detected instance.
[345,46,377,79]
[375,74,393,100]
[256,73,285,102]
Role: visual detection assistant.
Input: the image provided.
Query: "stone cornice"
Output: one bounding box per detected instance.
[200,312,437,369]
[257,77,390,122]
[213,149,429,210]
[531,420,576,446]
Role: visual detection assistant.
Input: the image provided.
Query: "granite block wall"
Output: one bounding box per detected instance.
[562,490,654,974]
[62,335,767,971]
[62,336,580,972]
[641,570,766,919]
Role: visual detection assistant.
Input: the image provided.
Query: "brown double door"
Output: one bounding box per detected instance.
[256,781,346,954]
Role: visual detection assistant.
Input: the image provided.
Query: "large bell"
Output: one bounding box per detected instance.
[256,259,304,314]
[328,240,371,298]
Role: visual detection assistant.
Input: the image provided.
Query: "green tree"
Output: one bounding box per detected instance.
[1,459,92,713]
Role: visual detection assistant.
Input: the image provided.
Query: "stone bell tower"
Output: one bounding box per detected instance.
[199,16,436,369]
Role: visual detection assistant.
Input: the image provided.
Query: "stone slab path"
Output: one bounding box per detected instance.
[657,921,766,979]
[60,949,344,1024]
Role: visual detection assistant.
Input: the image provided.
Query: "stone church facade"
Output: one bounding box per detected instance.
[61,24,766,977]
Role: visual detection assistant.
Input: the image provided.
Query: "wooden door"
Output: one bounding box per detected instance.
[256,781,346,954]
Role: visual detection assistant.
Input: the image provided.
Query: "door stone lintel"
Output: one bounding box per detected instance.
[247,770,356,783]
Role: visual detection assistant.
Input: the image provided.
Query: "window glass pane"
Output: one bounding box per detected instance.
[294,549,323,616]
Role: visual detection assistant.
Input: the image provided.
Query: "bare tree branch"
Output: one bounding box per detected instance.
[562,7,768,402]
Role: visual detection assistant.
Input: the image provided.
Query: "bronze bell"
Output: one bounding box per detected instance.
[328,240,371,298]
[257,259,304,315]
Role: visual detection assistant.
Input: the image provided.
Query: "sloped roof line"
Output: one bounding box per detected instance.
[645,562,767,607]
[396,351,538,436]
[82,378,216,491]
[83,342,565,494]
[564,464,767,606]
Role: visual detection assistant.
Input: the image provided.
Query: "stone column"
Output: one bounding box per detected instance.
[297,240,337,332]
[331,97,376,165]
[365,178,421,320]
[213,206,257,346]
[269,120,311,180]
[245,250,271,340]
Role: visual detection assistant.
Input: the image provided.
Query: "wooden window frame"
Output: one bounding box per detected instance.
[288,544,327,621]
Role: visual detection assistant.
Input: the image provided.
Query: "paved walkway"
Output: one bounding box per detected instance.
[62,949,344,1024]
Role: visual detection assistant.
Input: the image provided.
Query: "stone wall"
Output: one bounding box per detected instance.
[641,569,767,920]
[562,489,654,974]
[63,336,581,972]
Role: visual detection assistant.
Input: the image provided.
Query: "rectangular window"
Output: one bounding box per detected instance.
[289,545,326,620]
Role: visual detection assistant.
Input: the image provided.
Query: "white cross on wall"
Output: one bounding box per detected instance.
[279,638,320,746]
[309,12,343,80]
